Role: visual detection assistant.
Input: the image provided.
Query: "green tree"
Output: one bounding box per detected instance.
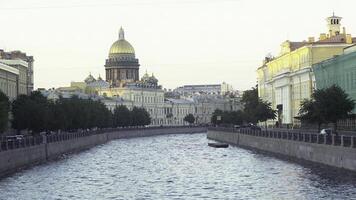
[113,105,131,127]
[211,109,223,125]
[299,85,354,132]
[184,114,195,124]
[12,91,50,134]
[256,100,276,129]
[298,98,325,131]
[241,87,276,126]
[241,87,259,123]
[230,110,244,125]
[131,107,151,126]
[0,91,10,133]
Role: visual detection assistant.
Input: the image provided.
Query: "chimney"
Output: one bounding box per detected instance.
[308,37,315,43]
[319,33,327,40]
[346,34,352,44]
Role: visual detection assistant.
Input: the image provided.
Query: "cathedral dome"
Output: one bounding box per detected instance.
[109,27,135,58]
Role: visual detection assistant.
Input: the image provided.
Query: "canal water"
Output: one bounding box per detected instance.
[0,133,356,200]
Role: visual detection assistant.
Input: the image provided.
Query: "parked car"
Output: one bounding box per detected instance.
[241,123,261,131]
[233,125,240,129]
[6,135,24,142]
[249,125,262,131]
[320,128,333,135]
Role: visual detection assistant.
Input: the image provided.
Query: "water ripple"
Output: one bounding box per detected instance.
[0,133,355,200]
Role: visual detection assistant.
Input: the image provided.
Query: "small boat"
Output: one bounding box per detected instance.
[208,142,229,148]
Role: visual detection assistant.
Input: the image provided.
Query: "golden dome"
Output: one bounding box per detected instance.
[109,27,135,57]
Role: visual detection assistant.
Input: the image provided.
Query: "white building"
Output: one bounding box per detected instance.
[174,82,235,96]
[43,27,242,126]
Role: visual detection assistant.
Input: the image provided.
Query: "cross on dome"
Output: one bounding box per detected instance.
[119,27,125,40]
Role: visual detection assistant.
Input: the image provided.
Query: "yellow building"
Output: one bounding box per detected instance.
[257,14,356,127]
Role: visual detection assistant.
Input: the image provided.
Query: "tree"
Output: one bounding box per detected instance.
[12,91,50,134]
[113,105,131,127]
[299,85,354,132]
[131,107,151,126]
[184,114,195,125]
[241,87,276,126]
[12,93,114,133]
[211,109,223,125]
[298,99,325,131]
[241,87,260,124]
[256,100,276,129]
[230,110,244,125]
[0,91,10,133]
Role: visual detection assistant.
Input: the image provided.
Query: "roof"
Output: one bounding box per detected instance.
[87,80,110,88]
[289,42,308,51]
[109,27,135,57]
[165,98,194,104]
[313,34,356,44]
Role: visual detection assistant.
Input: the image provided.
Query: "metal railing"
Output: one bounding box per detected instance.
[209,127,356,148]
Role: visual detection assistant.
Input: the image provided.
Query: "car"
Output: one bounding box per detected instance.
[6,135,24,142]
[320,128,332,135]
[249,125,262,131]
[241,124,261,131]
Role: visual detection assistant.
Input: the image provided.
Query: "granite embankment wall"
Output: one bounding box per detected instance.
[0,126,206,177]
[208,128,356,171]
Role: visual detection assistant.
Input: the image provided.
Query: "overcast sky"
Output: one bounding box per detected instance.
[1,0,355,91]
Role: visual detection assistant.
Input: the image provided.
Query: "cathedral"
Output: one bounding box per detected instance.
[105,27,139,87]
[100,27,161,93]
[98,27,166,125]
[52,27,241,126]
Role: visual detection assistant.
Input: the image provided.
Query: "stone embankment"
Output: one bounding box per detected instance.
[208,128,356,171]
[0,126,206,178]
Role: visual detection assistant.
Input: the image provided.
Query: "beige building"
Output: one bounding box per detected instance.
[0,62,19,99]
[0,50,34,99]
[257,14,356,127]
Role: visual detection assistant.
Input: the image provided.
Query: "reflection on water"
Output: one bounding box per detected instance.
[0,133,355,200]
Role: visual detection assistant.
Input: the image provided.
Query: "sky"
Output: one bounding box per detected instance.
[0,0,355,91]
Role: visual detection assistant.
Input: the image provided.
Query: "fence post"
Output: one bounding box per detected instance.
[332,135,335,145]
[341,135,344,147]
[324,135,327,145]
[42,134,47,145]
[351,136,354,148]
[316,134,319,144]
[302,133,305,142]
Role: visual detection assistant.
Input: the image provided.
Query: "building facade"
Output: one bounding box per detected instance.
[0,50,34,99]
[313,44,356,112]
[257,14,356,127]
[0,62,19,99]
[174,82,235,96]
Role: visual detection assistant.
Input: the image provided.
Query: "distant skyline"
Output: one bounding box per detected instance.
[1,0,355,91]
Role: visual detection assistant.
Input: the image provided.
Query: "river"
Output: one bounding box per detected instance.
[0,133,355,200]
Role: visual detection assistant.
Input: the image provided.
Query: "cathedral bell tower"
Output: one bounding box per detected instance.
[326,13,342,37]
